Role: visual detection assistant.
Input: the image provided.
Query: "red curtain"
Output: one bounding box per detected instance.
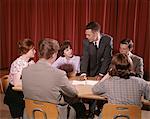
[0,0,149,80]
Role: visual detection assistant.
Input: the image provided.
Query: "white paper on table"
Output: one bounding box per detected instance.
[71,80,86,85]
[85,80,98,85]
[71,80,98,85]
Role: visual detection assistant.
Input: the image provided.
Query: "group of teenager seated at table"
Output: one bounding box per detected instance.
[4,22,150,119]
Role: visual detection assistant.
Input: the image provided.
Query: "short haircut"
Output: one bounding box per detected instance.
[58,63,74,78]
[38,38,60,59]
[120,38,133,49]
[108,53,133,79]
[59,40,72,57]
[86,21,100,32]
[18,38,34,55]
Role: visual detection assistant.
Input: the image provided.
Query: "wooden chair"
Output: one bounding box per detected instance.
[25,98,58,119]
[0,75,9,93]
[101,103,141,119]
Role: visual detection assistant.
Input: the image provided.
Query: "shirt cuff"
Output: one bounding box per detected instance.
[99,73,104,76]
[80,73,86,76]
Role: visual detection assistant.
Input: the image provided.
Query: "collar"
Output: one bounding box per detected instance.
[93,34,101,48]
[128,52,133,57]
[38,59,52,66]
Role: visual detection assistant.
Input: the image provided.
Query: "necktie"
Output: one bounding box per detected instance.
[94,42,98,49]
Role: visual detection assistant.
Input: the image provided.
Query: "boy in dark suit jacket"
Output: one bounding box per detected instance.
[119,38,144,78]
[80,21,113,118]
[81,21,113,79]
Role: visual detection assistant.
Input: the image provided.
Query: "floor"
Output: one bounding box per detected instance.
[0,94,11,119]
[0,93,150,119]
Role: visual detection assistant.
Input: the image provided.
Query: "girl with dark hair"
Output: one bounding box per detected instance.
[52,40,80,75]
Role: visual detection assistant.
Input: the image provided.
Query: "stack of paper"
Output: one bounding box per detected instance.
[71,80,98,86]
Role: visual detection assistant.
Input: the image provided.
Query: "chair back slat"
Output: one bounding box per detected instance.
[25,98,58,119]
[1,75,9,93]
[101,103,141,119]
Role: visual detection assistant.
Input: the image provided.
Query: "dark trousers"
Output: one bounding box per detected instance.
[71,101,86,119]
[4,83,25,118]
[63,94,86,119]
[82,98,96,119]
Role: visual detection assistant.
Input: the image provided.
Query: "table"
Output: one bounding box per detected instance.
[71,80,107,100]
[12,77,150,103]
[12,79,107,100]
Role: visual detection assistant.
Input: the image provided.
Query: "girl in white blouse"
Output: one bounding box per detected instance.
[52,40,80,75]
[4,38,36,118]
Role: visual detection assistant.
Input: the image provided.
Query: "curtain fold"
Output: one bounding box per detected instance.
[0,0,149,80]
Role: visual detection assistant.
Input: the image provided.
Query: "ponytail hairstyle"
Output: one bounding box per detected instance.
[58,63,75,78]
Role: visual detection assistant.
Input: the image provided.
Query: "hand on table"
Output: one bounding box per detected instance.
[95,75,103,80]
[80,75,87,80]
